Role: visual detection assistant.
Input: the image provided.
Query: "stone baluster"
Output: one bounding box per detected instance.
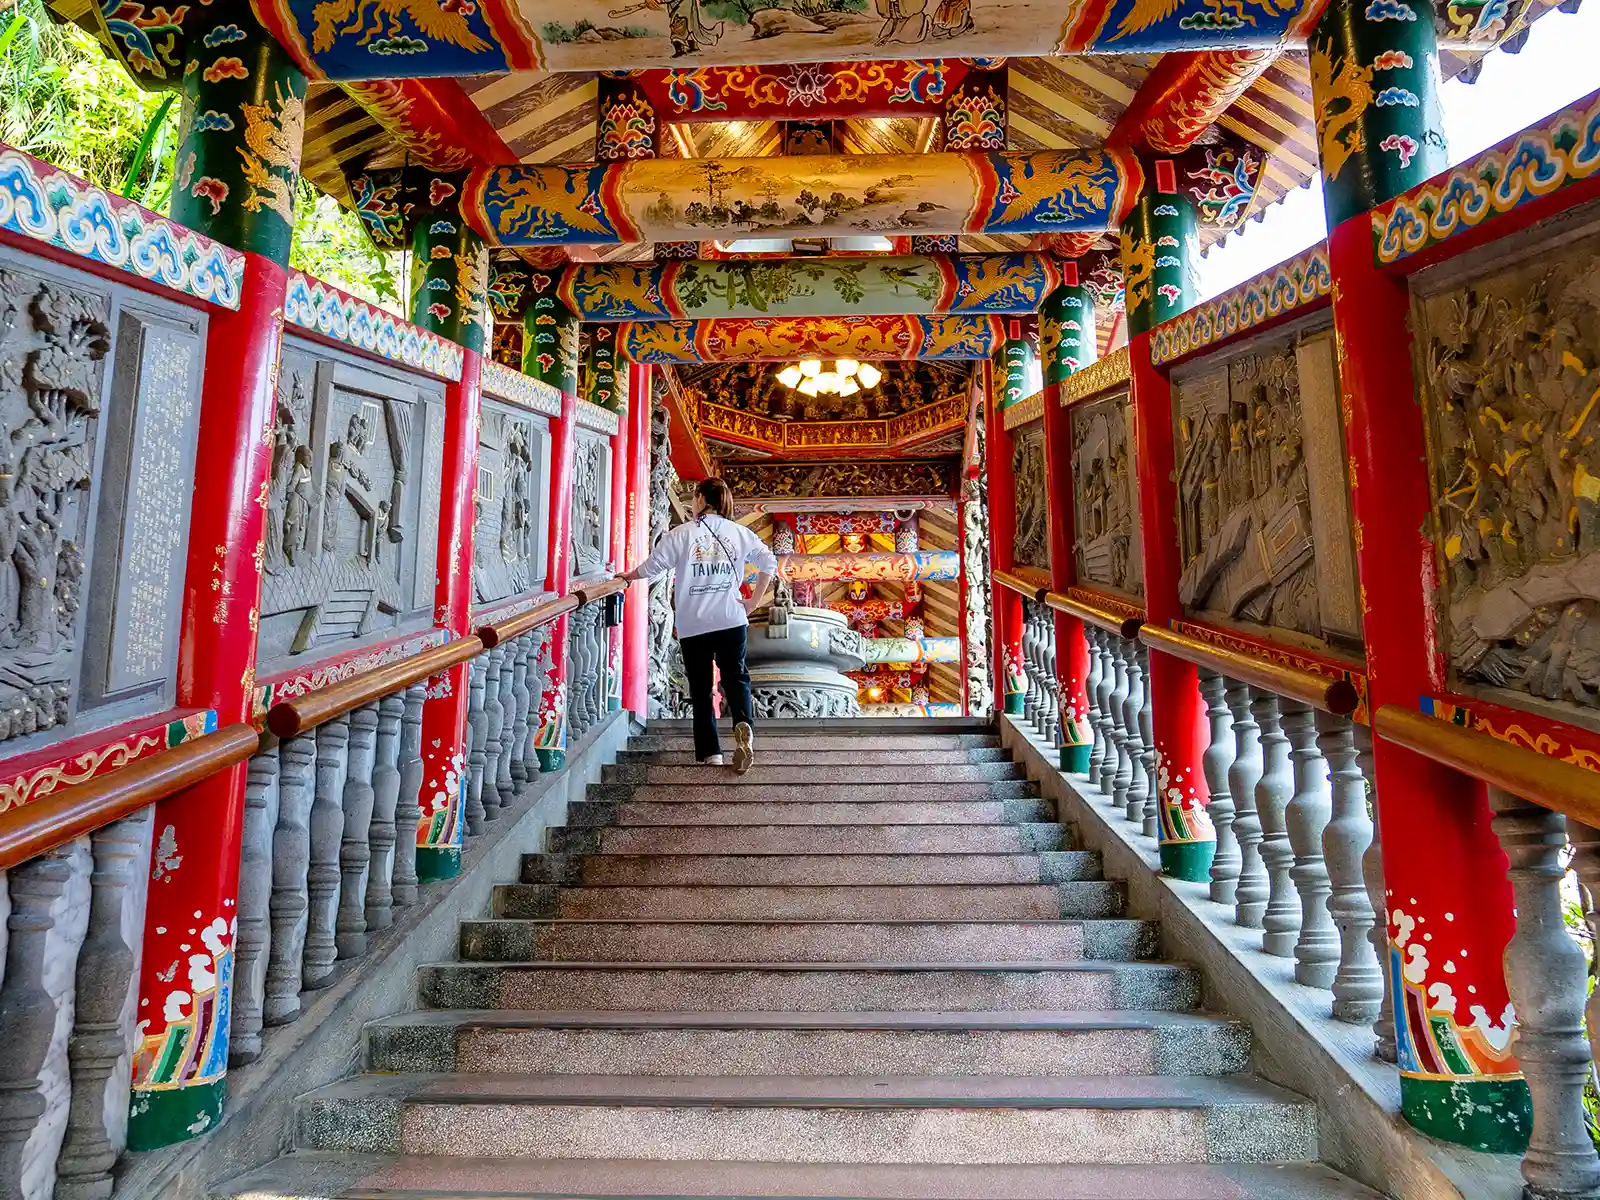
[337,703,379,960]
[1283,701,1338,988]
[1488,787,1600,1196]
[1199,670,1240,905]
[480,649,505,822]
[229,745,279,1064]
[265,733,317,1023]
[0,844,81,1192]
[303,715,349,989]
[55,812,151,1200]
[565,618,585,740]
[1122,643,1148,829]
[1043,622,1061,746]
[1569,821,1600,1074]
[1354,725,1397,1061]
[510,635,533,789]
[1317,711,1382,1022]
[1020,610,1039,729]
[496,641,518,808]
[1255,691,1299,955]
[465,657,489,837]
[1227,680,1267,929]
[366,693,404,933]
[1108,639,1132,810]
[1094,631,1118,796]
[1138,647,1158,840]
[525,628,549,766]
[393,681,426,907]
[1085,628,1106,781]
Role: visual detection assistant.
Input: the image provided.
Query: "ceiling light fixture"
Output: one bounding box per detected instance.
[774,359,883,395]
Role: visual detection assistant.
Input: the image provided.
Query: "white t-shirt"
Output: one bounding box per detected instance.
[636,515,780,639]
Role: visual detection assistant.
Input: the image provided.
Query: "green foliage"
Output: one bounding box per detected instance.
[288,182,404,313]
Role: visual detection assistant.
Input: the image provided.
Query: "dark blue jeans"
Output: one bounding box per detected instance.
[679,624,753,761]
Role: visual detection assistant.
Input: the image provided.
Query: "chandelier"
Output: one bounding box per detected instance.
[774,358,883,398]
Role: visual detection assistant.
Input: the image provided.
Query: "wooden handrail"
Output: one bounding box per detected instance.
[574,576,628,606]
[1045,590,1143,640]
[0,723,263,872]
[477,594,578,649]
[993,570,1048,602]
[1140,624,1360,715]
[1375,704,1600,828]
[266,634,484,738]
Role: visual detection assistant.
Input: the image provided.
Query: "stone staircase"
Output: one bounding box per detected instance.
[218,719,1383,1199]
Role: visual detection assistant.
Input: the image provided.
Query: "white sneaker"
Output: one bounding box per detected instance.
[732,723,754,775]
[702,754,724,766]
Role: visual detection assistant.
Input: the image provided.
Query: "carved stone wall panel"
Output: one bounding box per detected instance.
[1296,330,1362,642]
[0,247,206,758]
[1011,422,1049,572]
[570,429,613,580]
[1414,210,1600,724]
[257,337,445,672]
[1070,390,1144,598]
[475,401,552,605]
[1172,315,1356,647]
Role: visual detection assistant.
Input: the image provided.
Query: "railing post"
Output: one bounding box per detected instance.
[1255,692,1300,957]
[1084,627,1105,780]
[1487,788,1600,1197]
[1227,679,1267,929]
[127,6,307,1145]
[1123,645,1149,829]
[1317,712,1382,1022]
[1199,670,1240,905]
[623,363,653,717]
[1284,701,1338,987]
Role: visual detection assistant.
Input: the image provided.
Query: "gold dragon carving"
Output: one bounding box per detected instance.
[237,82,306,224]
[1311,50,1375,184]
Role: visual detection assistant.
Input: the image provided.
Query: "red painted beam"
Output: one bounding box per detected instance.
[1108,49,1277,155]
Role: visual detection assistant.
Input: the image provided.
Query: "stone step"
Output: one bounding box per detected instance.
[525,851,1104,887]
[646,717,992,733]
[630,763,1027,785]
[631,733,1003,753]
[294,1073,1319,1165]
[364,1009,1251,1077]
[217,1152,1386,1199]
[605,780,1042,804]
[569,799,1053,828]
[548,823,1069,857]
[491,882,1124,922]
[458,917,1157,964]
[418,961,1202,1013]
[621,746,1012,765]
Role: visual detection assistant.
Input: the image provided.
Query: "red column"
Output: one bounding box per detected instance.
[536,388,578,769]
[622,362,651,716]
[607,379,630,711]
[1328,216,1523,1146]
[985,360,1024,714]
[1129,335,1215,882]
[1041,380,1090,769]
[414,349,483,880]
[129,255,286,1146]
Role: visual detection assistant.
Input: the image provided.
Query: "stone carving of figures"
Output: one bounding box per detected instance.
[283,445,314,567]
[323,440,348,553]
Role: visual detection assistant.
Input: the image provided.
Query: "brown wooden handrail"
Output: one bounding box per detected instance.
[574,576,628,606]
[1140,624,1360,716]
[1375,704,1600,827]
[477,594,578,649]
[266,634,484,738]
[0,723,263,872]
[1044,590,1143,640]
[993,570,1048,602]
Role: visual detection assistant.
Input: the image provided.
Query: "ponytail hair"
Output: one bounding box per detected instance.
[695,476,735,519]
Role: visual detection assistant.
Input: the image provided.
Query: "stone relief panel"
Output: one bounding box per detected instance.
[0,249,204,754]
[475,401,551,605]
[258,339,444,669]
[570,428,612,579]
[1417,219,1600,721]
[1172,318,1359,646]
[1070,390,1143,598]
[1011,422,1048,571]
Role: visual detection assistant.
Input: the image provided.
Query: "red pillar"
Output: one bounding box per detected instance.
[985,360,1024,714]
[536,388,578,769]
[129,255,286,1146]
[622,362,651,717]
[1129,337,1215,881]
[607,377,630,711]
[1328,216,1523,1147]
[414,349,482,880]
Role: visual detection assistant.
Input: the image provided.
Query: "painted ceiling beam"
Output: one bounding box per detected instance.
[563,254,1059,321]
[620,315,1005,363]
[1107,49,1279,153]
[622,60,981,123]
[339,78,520,171]
[248,0,1333,77]
[464,149,1142,245]
[861,637,962,664]
[778,551,961,582]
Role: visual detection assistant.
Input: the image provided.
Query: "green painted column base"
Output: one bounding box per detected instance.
[415,845,460,883]
[1401,1075,1531,1152]
[1004,694,1025,716]
[608,697,622,712]
[1160,838,1216,883]
[538,748,567,772]
[127,1077,225,1151]
[1060,743,1092,774]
